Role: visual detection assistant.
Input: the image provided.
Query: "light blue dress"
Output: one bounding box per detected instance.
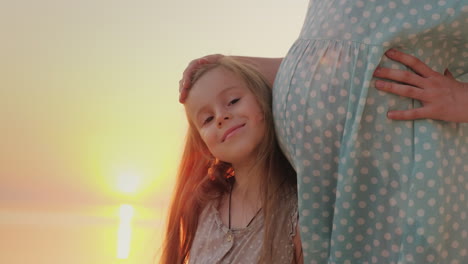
[273,1,468,263]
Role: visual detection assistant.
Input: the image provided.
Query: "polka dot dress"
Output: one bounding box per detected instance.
[273,1,468,263]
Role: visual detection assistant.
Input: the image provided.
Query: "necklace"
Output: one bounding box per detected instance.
[227,182,262,230]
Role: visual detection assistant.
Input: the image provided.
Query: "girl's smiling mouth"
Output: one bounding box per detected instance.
[222,124,246,142]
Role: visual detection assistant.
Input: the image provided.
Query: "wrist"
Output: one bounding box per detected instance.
[456,82,468,123]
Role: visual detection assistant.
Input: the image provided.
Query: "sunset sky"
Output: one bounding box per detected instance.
[0,0,308,263]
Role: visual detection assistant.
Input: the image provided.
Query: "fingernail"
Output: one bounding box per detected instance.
[182,80,186,88]
[373,67,381,75]
[179,91,186,103]
[444,68,450,76]
[386,49,396,56]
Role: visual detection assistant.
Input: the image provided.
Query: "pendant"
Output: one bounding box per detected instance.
[226,231,233,242]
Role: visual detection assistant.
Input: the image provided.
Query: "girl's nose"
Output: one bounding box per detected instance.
[217,114,231,128]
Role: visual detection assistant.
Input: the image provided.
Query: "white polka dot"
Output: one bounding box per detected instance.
[417,209,425,217]
[407,235,414,243]
[342,72,350,80]
[339,89,348,97]
[417,227,425,236]
[314,119,322,127]
[381,249,390,257]
[416,172,424,179]
[446,8,455,16]
[426,161,434,168]
[417,190,425,198]
[415,154,422,162]
[338,106,346,114]
[400,192,408,201]
[310,90,317,98]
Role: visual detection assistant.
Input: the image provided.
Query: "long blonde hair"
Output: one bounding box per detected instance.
[160,57,297,263]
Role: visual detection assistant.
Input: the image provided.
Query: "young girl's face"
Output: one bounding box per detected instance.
[185,67,266,166]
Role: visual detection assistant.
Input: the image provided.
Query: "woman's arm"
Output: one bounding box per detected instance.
[179,55,283,102]
[373,49,468,123]
[233,56,284,88]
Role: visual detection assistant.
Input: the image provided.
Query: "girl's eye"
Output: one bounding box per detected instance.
[228,98,240,106]
[203,116,214,125]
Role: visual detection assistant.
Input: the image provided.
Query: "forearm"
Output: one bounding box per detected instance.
[228,56,283,88]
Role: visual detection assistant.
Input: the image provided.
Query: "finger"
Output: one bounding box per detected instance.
[181,58,211,89]
[178,60,206,100]
[179,88,188,103]
[373,67,425,88]
[385,49,436,78]
[179,74,191,94]
[178,79,184,92]
[375,80,426,100]
[181,63,198,88]
[387,108,429,121]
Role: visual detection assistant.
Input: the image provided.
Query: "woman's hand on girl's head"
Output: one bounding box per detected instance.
[373,49,468,123]
[179,54,225,103]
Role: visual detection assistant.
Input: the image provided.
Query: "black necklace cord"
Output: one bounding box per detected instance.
[228,182,233,229]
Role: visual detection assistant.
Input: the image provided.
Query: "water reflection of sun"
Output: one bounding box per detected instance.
[117,204,134,259]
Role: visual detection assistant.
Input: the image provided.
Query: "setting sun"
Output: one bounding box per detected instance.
[117,171,141,194]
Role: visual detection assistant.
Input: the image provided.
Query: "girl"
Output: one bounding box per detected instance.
[161,57,302,263]
[179,1,468,262]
